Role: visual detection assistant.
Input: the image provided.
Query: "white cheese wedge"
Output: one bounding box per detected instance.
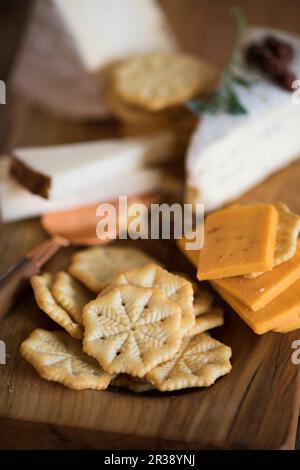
[186,27,300,212]
[11,0,177,119]
[11,132,175,200]
[0,158,164,222]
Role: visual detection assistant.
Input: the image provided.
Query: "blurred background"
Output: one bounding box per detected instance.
[1,0,300,148]
[1,0,300,80]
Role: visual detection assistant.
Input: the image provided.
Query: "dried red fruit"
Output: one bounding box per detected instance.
[245,44,265,66]
[264,35,294,63]
[245,35,295,91]
[246,45,284,74]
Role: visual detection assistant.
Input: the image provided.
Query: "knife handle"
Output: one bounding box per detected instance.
[0,257,40,319]
[0,235,68,319]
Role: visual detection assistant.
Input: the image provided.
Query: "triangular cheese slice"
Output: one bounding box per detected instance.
[186,27,300,211]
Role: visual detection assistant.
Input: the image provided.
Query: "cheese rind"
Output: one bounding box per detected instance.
[197,204,278,280]
[0,158,165,222]
[186,27,300,211]
[213,244,300,311]
[212,280,300,334]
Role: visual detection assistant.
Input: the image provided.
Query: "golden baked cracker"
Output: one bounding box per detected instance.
[245,203,300,279]
[173,272,201,296]
[52,272,94,325]
[104,62,196,130]
[146,333,232,391]
[69,247,155,293]
[111,374,154,393]
[31,274,83,339]
[107,83,197,129]
[113,52,217,112]
[106,83,172,125]
[83,285,182,377]
[193,289,214,316]
[273,203,300,265]
[186,306,224,337]
[20,329,112,390]
[106,81,197,145]
[103,263,195,334]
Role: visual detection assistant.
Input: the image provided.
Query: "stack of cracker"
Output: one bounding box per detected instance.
[178,202,300,335]
[105,51,217,139]
[20,247,232,392]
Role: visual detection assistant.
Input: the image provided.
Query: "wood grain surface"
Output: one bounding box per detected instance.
[0,0,300,450]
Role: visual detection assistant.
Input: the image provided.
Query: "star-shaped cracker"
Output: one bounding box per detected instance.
[83,285,182,377]
[104,263,195,334]
[20,329,112,390]
[31,274,83,339]
[146,333,232,391]
[69,247,155,293]
[52,271,94,325]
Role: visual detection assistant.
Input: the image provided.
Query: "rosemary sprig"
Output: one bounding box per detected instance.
[187,7,249,116]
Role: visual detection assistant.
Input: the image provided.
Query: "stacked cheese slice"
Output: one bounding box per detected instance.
[1,133,175,222]
[178,203,300,334]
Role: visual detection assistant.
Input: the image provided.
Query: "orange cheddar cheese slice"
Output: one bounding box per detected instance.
[213,243,300,311]
[212,279,300,335]
[273,314,300,333]
[197,204,278,281]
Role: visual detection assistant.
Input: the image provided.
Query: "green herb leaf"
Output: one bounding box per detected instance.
[187,85,247,116]
[225,86,247,114]
[232,73,251,87]
[228,8,246,71]
[186,91,226,115]
[186,7,249,116]
[231,6,247,49]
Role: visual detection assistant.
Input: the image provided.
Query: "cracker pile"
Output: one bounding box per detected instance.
[105,51,217,136]
[20,247,232,392]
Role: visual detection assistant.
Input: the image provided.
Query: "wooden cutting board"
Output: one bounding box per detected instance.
[1,0,300,450]
[0,95,300,450]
